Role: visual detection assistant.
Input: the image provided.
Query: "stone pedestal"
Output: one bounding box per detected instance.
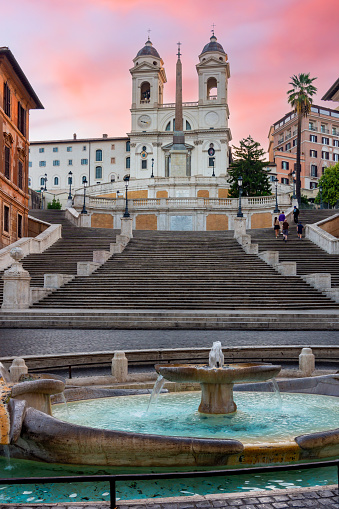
[2,248,31,309]
[111,351,128,382]
[259,250,279,266]
[299,348,315,377]
[199,383,237,414]
[9,358,28,383]
[276,262,297,276]
[121,217,133,239]
[233,217,247,239]
[302,273,331,291]
[170,149,188,177]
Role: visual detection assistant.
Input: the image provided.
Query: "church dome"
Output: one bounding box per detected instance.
[201,35,225,55]
[136,39,160,58]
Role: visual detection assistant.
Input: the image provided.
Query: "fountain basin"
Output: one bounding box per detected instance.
[155,363,281,414]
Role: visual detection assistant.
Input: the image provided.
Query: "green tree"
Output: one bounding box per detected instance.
[315,163,339,207]
[47,197,62,210]
[287,73,317,207]
[227,136,271,197]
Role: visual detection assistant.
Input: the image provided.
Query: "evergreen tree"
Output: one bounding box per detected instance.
[47,197,62,210]
[227,136,271,197]
[315,163,339,207]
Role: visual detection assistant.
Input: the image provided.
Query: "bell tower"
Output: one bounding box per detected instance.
[130,38,167,112]
[196,33,230,107]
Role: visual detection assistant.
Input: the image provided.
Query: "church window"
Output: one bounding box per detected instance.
[185,120,191,130]
[207,77,217,100]
[54,176,59,186]
[141,82,151,102]
[96,149,103,161]
[126,141,130,152]
[126,157,130,169]
[95,166,102,179]
[165,121,171,131]
[141,160,147,169]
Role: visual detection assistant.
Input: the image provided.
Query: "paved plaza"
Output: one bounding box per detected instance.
[1,329,339,358]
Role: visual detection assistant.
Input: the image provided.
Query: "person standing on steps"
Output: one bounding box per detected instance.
[293,205,300,224]
[297,220,304,239]
[282,219,289,242]
[278,211,285,234]
[273,217,280,238]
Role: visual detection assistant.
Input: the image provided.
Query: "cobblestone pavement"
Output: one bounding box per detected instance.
[1,329,339,357]
[1,486,338,508]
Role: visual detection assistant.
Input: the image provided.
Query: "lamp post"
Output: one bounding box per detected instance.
[151,158,154,178]
[211,157,215,177]
[68,171,73,200]
[40,186,44,209]
[81,177,88,214]
[44,173,48,191]
[292,170,296,199]
[274,177,280,213]
[237,176,243,218]
[319,185,323,209]
[123,175,130,218]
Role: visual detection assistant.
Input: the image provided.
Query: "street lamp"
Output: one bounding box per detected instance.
[44,173,48,191]
[68,171,73,200]
[81,177,88,214]
[211,157,215,177]
[237,176,243,217]
[40,186,44,209]
[292,170,296,199]
[319,184,323,209]
[116,190,121,199]
[151,158,154,178]
[123,175,130,218]
[274,177,280,213]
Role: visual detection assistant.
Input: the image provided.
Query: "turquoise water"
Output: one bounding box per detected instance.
[53,391,339,443]
[0,456,337,504]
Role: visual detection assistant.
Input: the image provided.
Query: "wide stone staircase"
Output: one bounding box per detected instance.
[250,209,339,287]
[0,210,118,303]
[32,229,338,310]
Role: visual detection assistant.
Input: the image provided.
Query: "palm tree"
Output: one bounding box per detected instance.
[287,73,317,206]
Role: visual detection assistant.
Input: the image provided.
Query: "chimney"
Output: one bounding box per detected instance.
[103,133,108,139]
[73,133,77,140]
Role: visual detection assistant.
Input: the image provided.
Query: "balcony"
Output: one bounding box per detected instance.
[309,125,318,131]
[285,133,291,140]
[278,138,284,145]
[321,128,330,134]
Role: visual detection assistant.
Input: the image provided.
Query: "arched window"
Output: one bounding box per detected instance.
[185,120,192,130]
[54,176,59,186]
[207,77,218,100]
[126,157,130,169]
[165,121,171,131]
[96,149,102,162]
[141,82,151,102]
[126,141,130,152]
[110,174,116,182]
[95,166,102,179]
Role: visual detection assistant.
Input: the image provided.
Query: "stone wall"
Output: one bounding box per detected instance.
[319,215,339,238]
[135,214,157,230]
[206,214,228,231]
[91,213,114,229]
[251,212,272,229]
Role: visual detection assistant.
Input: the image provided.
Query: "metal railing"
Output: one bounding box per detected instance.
[0,459,337,508]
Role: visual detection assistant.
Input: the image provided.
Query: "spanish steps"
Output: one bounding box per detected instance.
[1,209,339,311]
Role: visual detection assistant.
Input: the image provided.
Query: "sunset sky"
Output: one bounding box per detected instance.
[3,0,338,153]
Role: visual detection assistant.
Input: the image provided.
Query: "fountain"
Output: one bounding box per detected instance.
[155,341,281,414]
[0,347,338,470]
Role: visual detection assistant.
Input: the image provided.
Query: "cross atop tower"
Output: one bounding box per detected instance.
[177,41,181,59]
[147,28,151,41]
[211,23,216,36]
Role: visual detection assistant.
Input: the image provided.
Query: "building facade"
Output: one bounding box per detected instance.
[269,104,339,192]
[0,47,43,248]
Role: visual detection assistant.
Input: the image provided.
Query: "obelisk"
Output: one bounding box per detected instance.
[170,42,188,177]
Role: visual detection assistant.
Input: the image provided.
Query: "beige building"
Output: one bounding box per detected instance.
[269,104,339,191]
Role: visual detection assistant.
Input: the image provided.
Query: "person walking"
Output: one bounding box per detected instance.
[297,220,304,239]
[278,211,285,234]
[282,219,289,242]
[273,217,280,238]
[293,205,300,224]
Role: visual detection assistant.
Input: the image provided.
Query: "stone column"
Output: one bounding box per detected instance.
[233,217,247,239]
[121,217,133,239]
[2,248,31,309]
[111,351,128,382]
